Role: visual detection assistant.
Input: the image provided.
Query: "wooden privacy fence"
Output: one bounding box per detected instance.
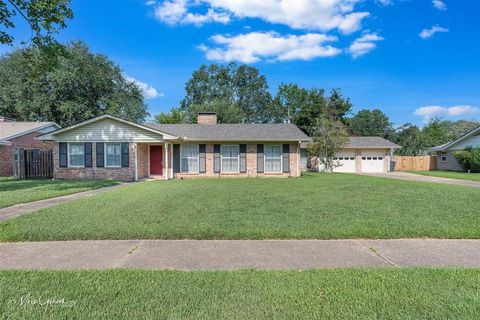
[393,156,436,172]
[14,149,54,179]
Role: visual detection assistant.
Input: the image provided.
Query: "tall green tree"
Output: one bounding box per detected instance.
[0,41,148,126]
[422,117,449,147]
[0,0,73,45]
[272,85,352,136]
[395,123,427,156]
[444,120,480,141]
[309,115,349,172]
[154,108,184,124]
[180,63,272,123]
[349,109,395,139]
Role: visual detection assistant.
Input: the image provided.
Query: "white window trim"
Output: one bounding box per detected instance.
[67,142,85,168]
[180,144,200,173]
[440,151,447,162]
[104,143,122,168]
[220,145,240,173]
[264,144,283,174]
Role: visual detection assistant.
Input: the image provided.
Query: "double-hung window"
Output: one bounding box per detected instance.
[106,143,121,167]
[264,145,282,173]
[221,145,239,173]
[68,143,85,167]
[181,145,199,173]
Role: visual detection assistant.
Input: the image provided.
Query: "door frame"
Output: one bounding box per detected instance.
[148,144,165,176]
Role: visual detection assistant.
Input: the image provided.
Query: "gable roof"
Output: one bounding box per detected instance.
[0,121,59,142]
[38,114,180,140]
[145,123,310,141]
[430,125,480,151]
[344,137,400,149]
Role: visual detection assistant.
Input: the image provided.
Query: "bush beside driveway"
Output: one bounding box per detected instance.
[1,173,479,241]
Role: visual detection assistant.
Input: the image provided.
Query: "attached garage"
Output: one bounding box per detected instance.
[312,137,400,174]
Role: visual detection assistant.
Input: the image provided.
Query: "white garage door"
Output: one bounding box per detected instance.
[332,151,356,173]
[361,152,385,173]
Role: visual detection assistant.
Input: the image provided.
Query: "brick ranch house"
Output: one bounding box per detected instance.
[38,113,310,180]
[0,117,59,176]
[37,113,400,181]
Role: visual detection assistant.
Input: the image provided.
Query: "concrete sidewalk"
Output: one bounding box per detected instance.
[0,184,127,221]
[1,239,480,270]
[363,172,480,188]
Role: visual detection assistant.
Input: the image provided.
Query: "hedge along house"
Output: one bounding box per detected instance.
[37,113,310,181]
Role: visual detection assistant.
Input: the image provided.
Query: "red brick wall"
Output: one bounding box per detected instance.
[0,131,54,177]
[173,143,300,179]
[53,142,136,181]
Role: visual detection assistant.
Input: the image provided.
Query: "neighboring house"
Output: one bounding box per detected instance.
[0,117,60,177]
[37,113,310,181]
[430,125,480,171]
[303,137,400,173]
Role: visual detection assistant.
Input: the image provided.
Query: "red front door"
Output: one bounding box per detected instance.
[150,146,163,175]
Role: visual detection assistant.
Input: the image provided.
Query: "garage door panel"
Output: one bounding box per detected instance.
[361,152,385,173]
[333,152,356,173]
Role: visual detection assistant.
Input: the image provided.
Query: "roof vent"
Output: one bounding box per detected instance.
[197,112,217,125]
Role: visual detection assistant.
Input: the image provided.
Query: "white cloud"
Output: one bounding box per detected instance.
[154,0,370,34]
[348,32,384,58]
[199,31,341,63]
[377,0,393,6]
[126,76,164,99]
[414,105,480,120]
[432,0,446,10]
[419,25,449,39]
[146,0,156,6]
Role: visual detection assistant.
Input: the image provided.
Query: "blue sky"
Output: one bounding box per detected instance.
[6,0,480,126]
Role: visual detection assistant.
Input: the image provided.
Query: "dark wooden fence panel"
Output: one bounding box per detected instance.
[16,149,53,179]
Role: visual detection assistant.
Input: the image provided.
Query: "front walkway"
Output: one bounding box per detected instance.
[1,239,480,270]
[0,184,127,221]
[363,171,480,188]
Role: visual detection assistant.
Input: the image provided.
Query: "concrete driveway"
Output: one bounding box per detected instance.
[362,171,480,188]
[1,239,480,270]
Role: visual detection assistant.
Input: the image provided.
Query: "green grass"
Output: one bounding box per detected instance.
[1,173,479,241]
[0,177,121,208]
[412,170,480,182]
[1,269,479,319]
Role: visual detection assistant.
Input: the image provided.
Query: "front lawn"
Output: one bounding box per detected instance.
[1,269,479,319]
[0,177,121,208]
[412,170,480,182]
[1,173,479,241]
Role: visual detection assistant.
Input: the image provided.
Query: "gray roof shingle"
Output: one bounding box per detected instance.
[0,122,57,140]
[344,136,400,148]
[146,123,310,141]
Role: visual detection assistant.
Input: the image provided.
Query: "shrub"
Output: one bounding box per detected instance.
[453,147,480,172]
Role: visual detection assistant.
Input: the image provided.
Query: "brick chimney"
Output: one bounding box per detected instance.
[0,116,16,122]
[197,112,217,124]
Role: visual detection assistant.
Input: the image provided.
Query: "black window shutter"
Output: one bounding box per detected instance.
[121,142,129,167]
[173,144,180,173]
[59,142,67,168]
[199,144,206,173]
[239,144,247,173]
[96,143,104,167]
[84,143,92,168]
[283,144,290,173]
[257,144,264,173]
[214,144,221,173]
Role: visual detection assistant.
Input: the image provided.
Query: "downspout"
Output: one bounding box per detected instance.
[134,143,138,181]
[297,141,300,177]
[164,143,169,180]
